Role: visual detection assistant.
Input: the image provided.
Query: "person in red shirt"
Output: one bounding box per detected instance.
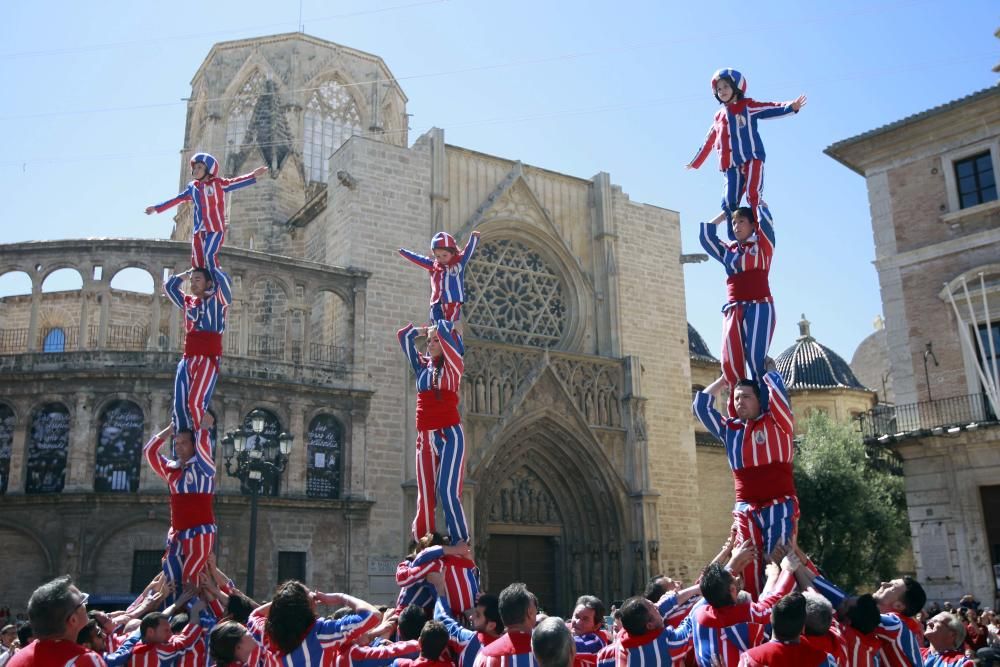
[8,576,104,667]
[473,583,538,667]
[738,593,838,667]
[394,621,453,667]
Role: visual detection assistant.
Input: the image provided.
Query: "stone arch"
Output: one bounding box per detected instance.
[0,522,55,603]
[25,402,71,494]
[310,288,352,364]
[40,266,84,292]
[471,414,629,614]
[108,266,155,294]
[85,518,171,593]
[467,220,591,352]
[0,269,32,296]
[247,275,291,359]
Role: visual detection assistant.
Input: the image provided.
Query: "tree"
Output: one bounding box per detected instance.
[794,411,909,592]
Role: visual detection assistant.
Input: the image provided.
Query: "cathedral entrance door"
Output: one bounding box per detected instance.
[486,533,558,614]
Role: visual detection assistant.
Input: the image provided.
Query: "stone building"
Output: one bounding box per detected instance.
[0,33,706,613]
[826,83,1000,605]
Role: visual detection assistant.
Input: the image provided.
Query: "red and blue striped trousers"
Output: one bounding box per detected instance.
[413,424,469,544]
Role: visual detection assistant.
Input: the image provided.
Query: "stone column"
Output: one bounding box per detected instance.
[351,284,367,383]
[346,408,367,498]
[6,401,29,493]
[148,276,162,351]
[66,393,94,492]
[78,279,91,351]
[286,404,307,496]
[591,172,623,358]
[27,279,41,352]
[97,285,111,348]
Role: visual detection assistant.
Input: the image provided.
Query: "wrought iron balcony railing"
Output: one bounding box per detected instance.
[857,393,996,442]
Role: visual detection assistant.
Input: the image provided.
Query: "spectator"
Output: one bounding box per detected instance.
[7,576,101,666]
[474,583,539,667]
[922,612,973,666]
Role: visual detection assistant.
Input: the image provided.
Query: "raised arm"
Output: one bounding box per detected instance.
[396,553,445,588]
[209,267,232,305]
[163,271,189,310]
[687,120,718,170]
[749,553,800,622]
[147,185,193,215]
[459,230,481,268]
[312,592,382,649]
[143,425,173,481]
[399,248,435,270]
[434,595,476,644]
[692,375,727,441]
[762,369,793,434]
[746,97,803,120]
[699,212,729,263]
[218,165,267,192]
[755,204,775,251]
[397,324,425,375]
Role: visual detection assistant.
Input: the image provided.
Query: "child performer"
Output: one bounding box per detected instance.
[700,205,775,415]
[397,320,469,545]
[146,153,267,269]
[400,231,480,325]
[164,265,232,433]
[686,68,805,239]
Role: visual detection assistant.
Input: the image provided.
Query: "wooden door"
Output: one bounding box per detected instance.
[487,534,558,614]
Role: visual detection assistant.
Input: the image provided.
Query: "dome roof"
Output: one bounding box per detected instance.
[688,323,717,363]
[775,315,868,391]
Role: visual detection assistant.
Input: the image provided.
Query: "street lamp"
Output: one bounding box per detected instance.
[222,409,294,598]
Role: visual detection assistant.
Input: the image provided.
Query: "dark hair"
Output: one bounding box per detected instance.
[141,612,168,640]
[410,532,446,559]
[715,76,745,102]
[901,577,927,617]
[26,576,78,638]
[76,617,99,646]
[265,581,315,654]
[419,620,449,660]
[618,597,651,636]
[16,623,32,646]
[398,604,428,641]
[531,617,574,667]
[700,563,735,608]
[771,593,807,641]
[575,595,606,628]
[732,206,756,227]
[174,428,194,448]
[848,594,880,634]
[498,583,534,627]
[170,614,189,633]
[226,590,258,625]
[734,379,761,402]
[209,620,247,664]
[477,593,503,634]
[191,267,213,284]
[331,607,353,620]
[643,576,669,602]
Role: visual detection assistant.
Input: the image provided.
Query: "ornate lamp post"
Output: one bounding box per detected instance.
[221,409,294,597]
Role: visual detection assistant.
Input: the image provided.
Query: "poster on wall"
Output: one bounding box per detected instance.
[307,414,342,499]
[94,401,144,492]
[26,403,71,494]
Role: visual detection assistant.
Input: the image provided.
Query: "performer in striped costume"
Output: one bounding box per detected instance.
[473,584,538,667]
[146,153,267,270]
[143,418,216,590]
[164,265,231,433]
[570,596,608,661]
[396,539,479,616]
[207,620,267,667]
[920,613,974,666]
[431,589,502,667]
[736,593,838,667]
[332,637,420,667]
[594,596,691,667]
[686,69,805,240]
[124,603,206,667]
[692,370,797,601]
[700,205,776,415]
[399,231,480,323]
[248,582,380,667]
[398,320,469,544]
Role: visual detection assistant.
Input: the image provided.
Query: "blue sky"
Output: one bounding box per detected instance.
[0,0,996,363]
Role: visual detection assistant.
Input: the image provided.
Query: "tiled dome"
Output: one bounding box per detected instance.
[688,323,718,363]
[775,315,868,390]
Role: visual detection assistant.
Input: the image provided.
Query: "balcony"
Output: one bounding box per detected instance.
[857,393,997,443]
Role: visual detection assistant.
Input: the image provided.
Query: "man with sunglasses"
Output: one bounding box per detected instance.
[8,576,104,666]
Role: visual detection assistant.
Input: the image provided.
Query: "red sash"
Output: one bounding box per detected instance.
[726,270,771,302]
[170,493,216,531]
[732,462,795,505]
[184,331,223,357]
[416,390,460,431]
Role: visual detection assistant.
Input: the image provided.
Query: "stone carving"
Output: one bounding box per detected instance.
[549,357,623,427]
[463,344,542,416]
[488,468,559,525]
[303,79,363,183]
[465,239,567,348]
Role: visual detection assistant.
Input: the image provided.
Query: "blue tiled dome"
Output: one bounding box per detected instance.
[775,315,868,390]
[689,323,718,363]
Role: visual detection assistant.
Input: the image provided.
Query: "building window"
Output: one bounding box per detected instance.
[303,80,363,183]
[0,404,14,495]
[466,239,568,348]
[954,151,997,209]
[277,551,306,585]
[43,328,66,353]
[306,414,342,499]
[226,70,265,172]
[94,401,144,493]
[131,550,164,594]
[26,403,71,494]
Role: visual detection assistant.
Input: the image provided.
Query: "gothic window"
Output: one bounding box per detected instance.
[465,239,568,348]
[94,400,144,493]
[225,71,265,168]
[26,403,71,494]
[306,414,342,499]
[242,409,283,497]
[0,404,13,495]
[303,80,363,183]
[43,328,65,353]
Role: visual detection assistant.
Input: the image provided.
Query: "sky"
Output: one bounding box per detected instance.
[0,0,996,363]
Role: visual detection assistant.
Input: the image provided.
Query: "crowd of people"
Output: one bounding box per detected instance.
[0,70,986,666]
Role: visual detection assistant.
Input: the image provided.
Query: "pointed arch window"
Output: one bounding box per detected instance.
[225,70,265,167]
[303,80,363,183]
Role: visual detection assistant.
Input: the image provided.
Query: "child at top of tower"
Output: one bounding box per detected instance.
[146,152,268,269]
[400,230,481,327]
[686,68,806,240]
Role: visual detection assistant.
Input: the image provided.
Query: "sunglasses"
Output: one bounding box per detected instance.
[67,592,89,621]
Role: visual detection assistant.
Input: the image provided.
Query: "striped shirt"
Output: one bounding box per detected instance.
[919,648,973,666]
[153,173,258,234]
[144,429,215,495]
[396,546,445,611]
[164,268,232,334]
[123,625,203,667]
[594,623,691,667]
[472,631,537,667]
[398,321,465,393]
[692,371,795,472]
[689,99,798,171]
[699,207,775,285]
[6,640,106,667]
[435,598,499,667]
[399,232,480,306]
[330,640,420,667]
[251,611,379,667]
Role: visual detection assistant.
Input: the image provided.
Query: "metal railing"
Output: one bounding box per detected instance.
[857,393,996,441]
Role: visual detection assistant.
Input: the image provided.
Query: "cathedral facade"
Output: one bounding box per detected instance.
[0,33,706,613]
